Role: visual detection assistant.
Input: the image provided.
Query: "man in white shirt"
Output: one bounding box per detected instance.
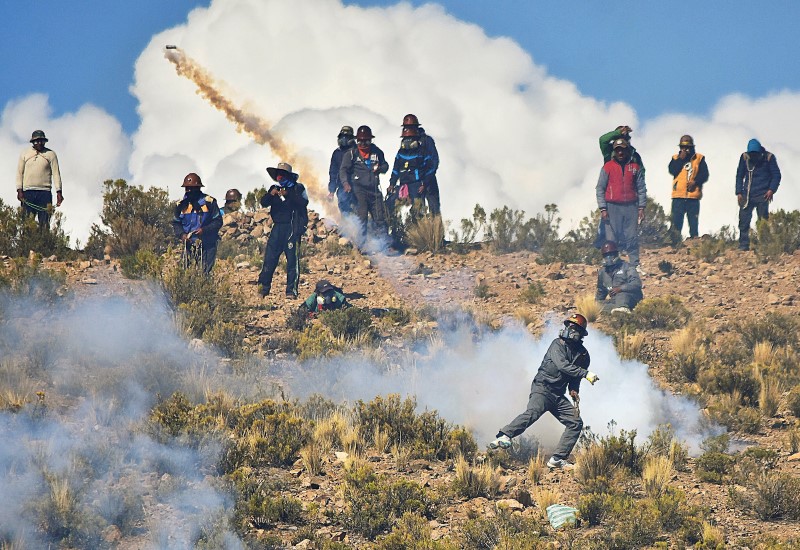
[16,130,63,228]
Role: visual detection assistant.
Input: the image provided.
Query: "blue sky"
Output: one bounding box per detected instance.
[2,0,799,243]
[3,1,798,133]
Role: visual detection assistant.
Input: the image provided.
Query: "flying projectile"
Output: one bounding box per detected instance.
[166,45,177,49]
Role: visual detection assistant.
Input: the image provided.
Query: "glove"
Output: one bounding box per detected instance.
[585,372,599,385]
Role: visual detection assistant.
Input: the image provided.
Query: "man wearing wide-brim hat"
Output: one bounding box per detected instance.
[16,130,63,229]
[257,162,309,299]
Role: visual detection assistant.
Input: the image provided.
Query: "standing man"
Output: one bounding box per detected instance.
[172,173,223,273]
[16,130,63,229]
[736,138,781,251]
[595,241,643,314]
[488,314,599,469]
[596,138,647,268]
[388,125,433,225]
[401,114,441,216]
[669,135,709,239]
[258,162,309,299]
[338,125,390,246]
[328,126,357,216]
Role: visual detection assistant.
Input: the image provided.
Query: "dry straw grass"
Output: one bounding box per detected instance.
[372,425,390,454]
[391,442,411,470]
[575,443,616,484]
[513,307,537,327]
[300,441,324,475]
[574,293,600,322]
[616,331,646,360]
[787,427,800,454]
[642,455,674,497]
[758,373,782,418]
[342,425,365,458]
[313,410,350,452]
[753,340,776,365]
[452,454,501,499]
[405,215,445,253]
[532,487,561,519]
[701,521,725,548]
[527,450,546,485]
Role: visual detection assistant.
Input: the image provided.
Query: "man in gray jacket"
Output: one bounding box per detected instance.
[489,314,599,469]
[595,241,643,314]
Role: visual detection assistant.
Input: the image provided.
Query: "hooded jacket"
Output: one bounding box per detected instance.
[735,149,781,202]
[532,337,590,396]
[339,144,389,192]
[595,260,643,302]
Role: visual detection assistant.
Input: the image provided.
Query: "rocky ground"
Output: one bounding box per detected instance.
[47,210,800,548]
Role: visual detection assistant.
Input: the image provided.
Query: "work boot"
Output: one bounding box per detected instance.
[285,291,298,299]
[259,285,270,297]
[611,306,631,314]
[488,434,512,450]
[546,457,574,470]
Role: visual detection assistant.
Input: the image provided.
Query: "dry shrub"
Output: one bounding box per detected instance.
[452,455,501,499]
[646,424,688,471]
[575,443,616,485]
[669,326,706,383]
[615,330,646,361]
[313,409,350,452]
[373,425,390,454]
[574,293,600,322]
[300,441,324,476]
[642,455,674,497]
[701,521,725,549]
[757,372,782,417]
[391,443,411,471]
[513,307,537,327]
[753,340,776,365]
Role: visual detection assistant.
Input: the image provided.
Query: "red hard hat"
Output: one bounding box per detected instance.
[565,313,588,335]
[182,172,203,187]
[600,241,618,255]
[356,125,374,140]
[402,114,420,126]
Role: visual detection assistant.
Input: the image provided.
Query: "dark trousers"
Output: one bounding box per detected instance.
[605,202,640,265]
[738,201,769,250]
[258,223,300,295]
[336,188,356,215]
[500,386,583,461]
[600,290,643,312]
[671,198,700,238]
[22,190,53,228]
[353,187,388,243]
[181,239,218,274]
[425,177,441,216]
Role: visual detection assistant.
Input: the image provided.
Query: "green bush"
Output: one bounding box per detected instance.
[754,209,800,259]
[695,451,734,484]
[690,236,732,263]
[733,311,800,349]
[448,204,486,254]
[520,281,546,304]
[375,512,456,550]
[698,363,759,405]
[244,187,267,212]
[612,295,691,331]
[0,202,71,258]
[98,179,173,257]
[459,507,542,549]
[296,323,343,361]
[639,197,675,247]
[321,307,375,341]
[341,462,437,539]
[120,248,164,279]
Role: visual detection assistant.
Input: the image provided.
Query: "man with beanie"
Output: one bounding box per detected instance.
[735,138,781,251]
[16,130,63,229]
[668,135,709,239]
[258,162,309,299]
[488,314,599,469]
[328,126,357,216]
[172,173,223,273]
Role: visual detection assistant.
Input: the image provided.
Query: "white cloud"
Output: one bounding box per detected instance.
[0,94,130,244]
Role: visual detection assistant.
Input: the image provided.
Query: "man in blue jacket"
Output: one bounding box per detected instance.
[736,138,781,251]
[258,162,309,298]
[489,314,600,469]
[328,126,356,216]
[172,173,223,273]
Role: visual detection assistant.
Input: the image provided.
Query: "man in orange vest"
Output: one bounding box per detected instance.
[668,135,709,239]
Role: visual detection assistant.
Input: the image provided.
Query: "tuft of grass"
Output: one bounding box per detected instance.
[527,450,546,485]
[669,326,706,383]
[574,293,600,323]
[642,455,674,497]
[405,215,445,253]
[452,455,501,499]
[753,340,776,365]
[787,427,800,454]
[300,441,324,476]
[701,521,726,549]
[372,425,390,454]
[313,410,350,452]
[474,281,492,299]
[615,330,646,361]
[531,487,560,519]
[575,443,617,485]
[520,281,546,304]
[757,372,782,418]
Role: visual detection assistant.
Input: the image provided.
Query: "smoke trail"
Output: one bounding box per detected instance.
[164,47,326,204]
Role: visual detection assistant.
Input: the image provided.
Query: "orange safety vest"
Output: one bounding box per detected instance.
[671,153,704,199]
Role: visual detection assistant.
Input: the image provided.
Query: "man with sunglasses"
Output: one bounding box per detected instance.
[668,135,709,239]
[16,130,63,229]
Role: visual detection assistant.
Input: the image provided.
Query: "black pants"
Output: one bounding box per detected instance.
[336,188,356,215]
[258,223,300,295]
[671,198,700,238]
[738,200,769,250]
[182,239,217,274]
[425,176,441,216]
[22,190,52,228]
[353,187,388,243]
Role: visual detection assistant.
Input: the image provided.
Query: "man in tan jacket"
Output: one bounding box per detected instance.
[16,130,63,228]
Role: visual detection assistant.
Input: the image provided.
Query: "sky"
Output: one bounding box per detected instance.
[1,0,799,244]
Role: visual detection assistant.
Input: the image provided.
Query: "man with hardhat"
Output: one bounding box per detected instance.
[489,313,599,469]
[16,130,63,229]
[172,173,223,273]
[735,138,781,251]
[221,188,242,215]
[401,114,441,216]
[595,241,643,314]
[328,126,357,216]
[596,137,647,269]
[668,135,709,239]
[257,162,309,299]
[338,125,390,247]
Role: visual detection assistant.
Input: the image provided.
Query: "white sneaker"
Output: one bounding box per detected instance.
[488,434,512,449]
[635,265,645,276]
[610,307,631,314]
[546,457,574,469]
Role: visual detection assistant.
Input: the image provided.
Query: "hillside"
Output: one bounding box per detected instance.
[4,209,800,549]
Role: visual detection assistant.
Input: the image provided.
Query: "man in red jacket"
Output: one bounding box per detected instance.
[596,139,647,268]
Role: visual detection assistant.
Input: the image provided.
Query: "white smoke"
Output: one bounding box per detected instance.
[1,0,799,245]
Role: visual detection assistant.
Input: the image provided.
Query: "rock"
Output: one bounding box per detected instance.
[253,211,270,223]
[334,451,349,462]
[787,452,800,462]
[294,539,312,549]
[496,498,524,511]
[404,248,419,255]
[251,225,264,238]
[768,293,781,305]
[81,278,98,285]
[338,237,350,247]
